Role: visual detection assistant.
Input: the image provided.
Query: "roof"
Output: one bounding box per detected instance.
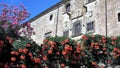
[28,1,63,23]
[28,0,71,23]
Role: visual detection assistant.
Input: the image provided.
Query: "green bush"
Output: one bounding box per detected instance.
[1,33,120,68]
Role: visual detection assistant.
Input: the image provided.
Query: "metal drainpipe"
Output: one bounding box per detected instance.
[105,0,108,66]
[105,0,107,37]
[55,6,59,36]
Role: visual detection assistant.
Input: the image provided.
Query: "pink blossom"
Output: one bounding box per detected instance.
[26,22,30,27]
[12,21,18,25]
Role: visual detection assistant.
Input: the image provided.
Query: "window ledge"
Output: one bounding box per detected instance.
[86,30,95,34]
[63,10,71,14]
[117,22,120,25]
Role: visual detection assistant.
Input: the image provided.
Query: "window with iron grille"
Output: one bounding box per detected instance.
[66,4,70,12]
[72,21,82,37]
[63,30,69,37]
[118,13,120,22]
[87,21,94,31]
[88,0,95,3]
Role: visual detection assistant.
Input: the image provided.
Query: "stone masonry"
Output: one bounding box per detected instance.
[28,0,120,44]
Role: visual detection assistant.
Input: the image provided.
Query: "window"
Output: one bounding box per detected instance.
[66,4,70,12]
[50,15,53,21]
[44,31,52,38]
[87,21,94,31]
[63,30,69,37]
[88,0,95,3]
[118,13,120,22]
[72,21,82,37]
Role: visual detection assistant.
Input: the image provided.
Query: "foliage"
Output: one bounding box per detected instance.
[1,33,120,68]
[0,3,35,68]
[0,3,34,38]
[40,35,120,68]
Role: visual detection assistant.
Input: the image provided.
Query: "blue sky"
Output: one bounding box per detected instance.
[0,0,61,22]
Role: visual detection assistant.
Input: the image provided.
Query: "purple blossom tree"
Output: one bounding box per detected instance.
[0,3,34,38]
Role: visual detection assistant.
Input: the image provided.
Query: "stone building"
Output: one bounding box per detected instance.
[28,0,120,44]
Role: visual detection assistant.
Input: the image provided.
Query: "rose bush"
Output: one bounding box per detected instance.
[1,32,120,68]
[40,35,120,68]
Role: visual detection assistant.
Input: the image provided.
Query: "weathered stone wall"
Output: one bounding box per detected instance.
[30,8,59,44]
[95,0,120,36]
[30,0,120,44]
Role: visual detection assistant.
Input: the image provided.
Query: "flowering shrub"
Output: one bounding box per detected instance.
[0,3,35,68]
[1,34,120,68]
[78,35,120,68]
[0,3,34,38]
[40,35,120,68]
[10,41,42,68]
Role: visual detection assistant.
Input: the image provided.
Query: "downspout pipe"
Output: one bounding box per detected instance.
[105,0,107,37]
[105,0,108,66]
[55,6,59,36]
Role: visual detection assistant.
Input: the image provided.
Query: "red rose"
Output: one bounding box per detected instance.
[91,35,95,38]
[20,55,25,60]
[60,63,65,68]
[26,43,31,47]
[112,37,117,41]
[56,52,60,55]
[102,47,106,51]
[21,64,27,68]
[28,52,33,57]
[91,61,97,65]
[15,51,19,56]
[18,48,23,53]
[11,51,16,55]
[23,48,28,54]
[34,58,41,64]
[82,35,88,40]
[111,41,115,45]
[48,49,52,54]
[43,55,47,61]
[64,39,69,43]
[62,50,67,55]
[11,57,16,62]
[114,47,118,52]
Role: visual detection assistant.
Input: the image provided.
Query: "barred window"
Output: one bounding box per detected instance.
[63,30,69,37]
[87,21,94,31]
[72,21,82,37]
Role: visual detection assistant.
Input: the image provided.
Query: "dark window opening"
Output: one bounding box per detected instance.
[63,30,69,37]
[83,6,87,13]
[50,15,53,21]
[87,21,94,31]
[66,4,70,12]
[72,21,82,37]
[118,13,120,22]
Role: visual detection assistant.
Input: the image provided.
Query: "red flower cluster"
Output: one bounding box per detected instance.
[1,34,120,68]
